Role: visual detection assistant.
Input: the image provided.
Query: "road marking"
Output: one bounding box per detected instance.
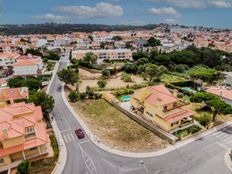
[67,134,72,142]
[63,135,68,143]
[70,133,75,140]
[226,139,232,144]
[80,139,91,145]
[212,131,221,136]
[79,144,97,174]
[153,170,161,174]
[217,142,230,150]
[223,136,232,142]
[216,133,229,139]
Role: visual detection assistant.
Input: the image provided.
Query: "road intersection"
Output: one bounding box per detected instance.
[49,57,232,174]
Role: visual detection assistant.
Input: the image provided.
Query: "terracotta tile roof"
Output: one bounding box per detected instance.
[0,102,47,156]
[12,59,39,66]
[0,87,29,102]
[0,52,20,59]
[164,108,194,123]
[145,85,179,106]
[206,86,232,101]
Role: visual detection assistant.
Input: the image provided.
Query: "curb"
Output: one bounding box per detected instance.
[62,87,232,158]
[224,151,232,172]
[47,61,68,174]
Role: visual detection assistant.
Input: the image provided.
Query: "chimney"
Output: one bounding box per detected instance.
[20,87,28,95]
[2,128,8,139]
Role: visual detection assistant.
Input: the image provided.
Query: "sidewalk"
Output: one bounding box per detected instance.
[62,86,232,158]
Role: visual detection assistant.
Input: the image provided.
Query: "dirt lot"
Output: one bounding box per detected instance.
[79,73,146,92]
[79,68,102,79]
[66,90,167,152]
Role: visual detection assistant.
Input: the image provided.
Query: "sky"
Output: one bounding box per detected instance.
[3,0,232,28]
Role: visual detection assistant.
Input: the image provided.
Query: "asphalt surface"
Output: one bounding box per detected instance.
[49,57,232,174]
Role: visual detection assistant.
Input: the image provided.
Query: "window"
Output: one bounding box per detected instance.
[25,126,35,134]
[171,121,179,127]
[29,147,37,151]
[0,158,4,164]
[164,105,168,111]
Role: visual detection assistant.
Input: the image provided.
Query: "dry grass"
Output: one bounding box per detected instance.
[67,95,167,152]
[79,73,146,92]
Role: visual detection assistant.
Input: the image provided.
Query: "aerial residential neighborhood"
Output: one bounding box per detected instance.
[2,0,232,174]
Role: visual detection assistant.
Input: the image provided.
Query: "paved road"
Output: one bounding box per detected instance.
[49,57,232,174]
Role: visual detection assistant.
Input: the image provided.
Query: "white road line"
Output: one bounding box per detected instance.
[153,170,161,174]
[212,131,221,136]
[226,139,232,144]
[217,142,230,150]
[63,135,68,143]
[216,133,229,139]
[223,136,232,142]
[66,134,72,142]
[80,139,90,145]
[70,133,75,140]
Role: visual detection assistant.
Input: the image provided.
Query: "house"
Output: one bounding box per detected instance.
[206,86,232,105]
[131,85,195,132]
[0,87,29,107]
[0,53,19,68]
[12,56,43,77]
[0,102,48,171]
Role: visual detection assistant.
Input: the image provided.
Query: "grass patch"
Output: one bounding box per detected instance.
[161,73,188,84]
[71,99,167,152]
[29,134,59,174]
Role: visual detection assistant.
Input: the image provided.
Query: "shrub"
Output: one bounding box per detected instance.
[121,73,133,82]
[114,88,134,97]
[68,91,80,103]
[187,125,201,134]
[196,114,212,127]
[102,69,111,78]
[97,79,107,88]
[17,161,30,174]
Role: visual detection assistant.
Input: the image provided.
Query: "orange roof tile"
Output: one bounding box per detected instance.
[0,87,29,102]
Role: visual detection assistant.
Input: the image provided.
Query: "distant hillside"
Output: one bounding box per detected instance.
[0,23,160,35]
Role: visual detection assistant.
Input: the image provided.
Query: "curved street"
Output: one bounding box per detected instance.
[49,58,232,174]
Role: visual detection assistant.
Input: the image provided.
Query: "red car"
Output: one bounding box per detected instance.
[75,128,85,139]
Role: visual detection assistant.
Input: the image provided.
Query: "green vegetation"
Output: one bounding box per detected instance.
[144,37,161,47]
[121,72,133,82]
[175,125,202,139]
[57,68,79,86]
[196,114,212,127]
[97,79,107,88]
[29,91,54,115]
[101,68,111,78]
[68,91,80,103]
[114,88,134,97]
[191,92,232,121]
[17,161,30,174]
[112,35,123,41]
[144,64,167,82]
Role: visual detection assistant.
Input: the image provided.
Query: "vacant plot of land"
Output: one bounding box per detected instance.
[68,97,167,152]
[79,73,146,92]
[79,68,102,79]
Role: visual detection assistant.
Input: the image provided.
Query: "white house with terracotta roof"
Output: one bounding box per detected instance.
[0,102,48,171]
[0,53,19,68]
[131,85,195,132]
[12,56,43,77]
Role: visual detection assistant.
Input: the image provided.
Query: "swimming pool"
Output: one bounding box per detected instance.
[181,87,196,94]
[121,95,131,102]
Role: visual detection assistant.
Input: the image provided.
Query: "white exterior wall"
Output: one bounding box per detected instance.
[0,58,17,67]
[13,65,38,76]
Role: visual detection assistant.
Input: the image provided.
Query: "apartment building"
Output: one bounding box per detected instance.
[73,49,133,62]
[0,102,48,171]
[131,85,195,132]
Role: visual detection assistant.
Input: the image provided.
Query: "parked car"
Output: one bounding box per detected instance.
[75,128,85,139]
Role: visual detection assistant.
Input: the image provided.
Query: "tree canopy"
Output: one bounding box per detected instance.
[57,68,79,85]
